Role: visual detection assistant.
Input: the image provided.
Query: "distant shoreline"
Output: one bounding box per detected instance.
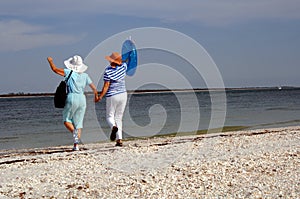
[0,93,54,98]
[1,86,299,98]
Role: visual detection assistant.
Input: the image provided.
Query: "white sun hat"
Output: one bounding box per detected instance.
[64,55,88,73]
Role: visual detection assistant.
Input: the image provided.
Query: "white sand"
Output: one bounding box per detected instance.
[0,126,299,198]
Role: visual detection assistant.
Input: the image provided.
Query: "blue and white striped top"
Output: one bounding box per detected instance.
[103,63,127,97]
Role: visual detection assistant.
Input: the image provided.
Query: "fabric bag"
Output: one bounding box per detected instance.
[54,71,73,108]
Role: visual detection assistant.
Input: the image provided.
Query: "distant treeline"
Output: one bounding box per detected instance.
[0,92,54,98]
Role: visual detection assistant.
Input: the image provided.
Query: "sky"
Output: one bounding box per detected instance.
[0,0,300,94]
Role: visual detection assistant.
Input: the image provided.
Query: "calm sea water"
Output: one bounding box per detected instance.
[1,88,300,150]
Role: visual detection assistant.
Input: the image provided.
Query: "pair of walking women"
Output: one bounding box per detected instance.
[47,52,127,151]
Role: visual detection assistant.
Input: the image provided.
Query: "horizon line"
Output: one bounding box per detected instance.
[1,86,299,97]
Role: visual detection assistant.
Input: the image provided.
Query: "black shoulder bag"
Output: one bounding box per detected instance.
[54,70,73,108]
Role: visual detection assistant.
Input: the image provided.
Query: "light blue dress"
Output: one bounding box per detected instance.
[62,69,92,129]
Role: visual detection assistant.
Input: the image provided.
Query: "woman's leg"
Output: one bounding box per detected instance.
[115,92,127,141]
[63,94,76,134]
[106,96,119,141]
[71,95,86,150]
[64,121,75,133]
[64,121,79,150]
[106,96,117,128]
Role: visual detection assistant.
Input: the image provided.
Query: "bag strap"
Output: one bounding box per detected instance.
[65,70,73,82]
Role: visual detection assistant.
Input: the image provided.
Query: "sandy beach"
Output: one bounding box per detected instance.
[0,126,299,198]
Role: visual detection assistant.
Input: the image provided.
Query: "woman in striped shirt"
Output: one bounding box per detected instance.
[97,52,127,146]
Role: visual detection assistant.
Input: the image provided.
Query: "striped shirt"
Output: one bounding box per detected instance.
[103,63,127,97]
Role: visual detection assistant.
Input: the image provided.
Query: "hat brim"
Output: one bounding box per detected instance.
[64,58,88,73]
[105,56,122,65]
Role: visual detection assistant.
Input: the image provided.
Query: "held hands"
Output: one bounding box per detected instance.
[94,94,101,103]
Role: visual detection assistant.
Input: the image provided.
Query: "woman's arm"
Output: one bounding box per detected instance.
[96,81,110,102]
[89,83,99,102]
[47,57,65,76]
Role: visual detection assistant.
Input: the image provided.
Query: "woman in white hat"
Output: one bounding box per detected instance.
[47,55,98,151]
[96,52,127,147]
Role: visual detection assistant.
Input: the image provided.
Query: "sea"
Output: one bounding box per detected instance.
[1,87,300,150]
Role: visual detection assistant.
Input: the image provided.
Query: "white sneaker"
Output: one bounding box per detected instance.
[73,129,79,144]
[72,145,79,151]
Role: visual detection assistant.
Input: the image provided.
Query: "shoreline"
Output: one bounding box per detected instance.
[0,124,291,152]
[0,125,270,153]
[0,125,250,152]
[0,126,299,198]
[0,125,297,159]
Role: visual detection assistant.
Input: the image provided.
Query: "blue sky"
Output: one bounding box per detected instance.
[0,0,300,94]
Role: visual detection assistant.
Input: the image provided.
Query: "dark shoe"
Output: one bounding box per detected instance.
[72,144,79,151]
[110,126,118,141]
[115,140,123,147]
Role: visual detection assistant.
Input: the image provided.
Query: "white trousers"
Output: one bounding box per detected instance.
[106,92,127,140]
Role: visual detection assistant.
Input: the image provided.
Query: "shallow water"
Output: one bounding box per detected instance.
[1,88,300,150]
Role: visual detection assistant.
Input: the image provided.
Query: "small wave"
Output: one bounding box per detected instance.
[265,107,291,111]
[252,120,300,129]
[265,107,300,111]
[0,136,19,142]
